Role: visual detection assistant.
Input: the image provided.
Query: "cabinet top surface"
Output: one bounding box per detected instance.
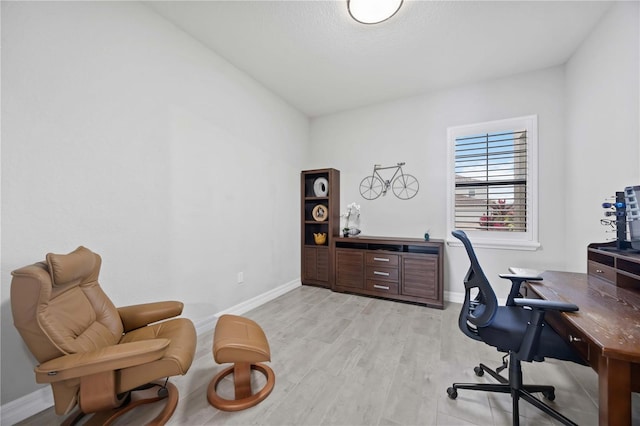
[301,168,340,174]
[588,242,640,262]
[335,235,443,245]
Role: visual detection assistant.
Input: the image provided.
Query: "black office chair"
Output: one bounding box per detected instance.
[447,230,586,426]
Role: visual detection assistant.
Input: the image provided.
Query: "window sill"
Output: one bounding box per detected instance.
[446,238,541,251]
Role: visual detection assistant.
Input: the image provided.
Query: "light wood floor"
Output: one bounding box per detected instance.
[17,285,639,425]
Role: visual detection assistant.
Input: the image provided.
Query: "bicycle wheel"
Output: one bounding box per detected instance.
[359,176,384,200]
[392,174,419,200]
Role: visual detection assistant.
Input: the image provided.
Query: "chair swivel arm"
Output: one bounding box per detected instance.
[513,298,579,312]
[499,274,543,306]
[513,298,579,362]
[118,301,184,332]
[34,338,170,383]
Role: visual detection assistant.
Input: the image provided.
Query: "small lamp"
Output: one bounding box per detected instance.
[347,0,403,25]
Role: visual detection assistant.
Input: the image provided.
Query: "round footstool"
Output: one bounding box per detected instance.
[207,314,275,411]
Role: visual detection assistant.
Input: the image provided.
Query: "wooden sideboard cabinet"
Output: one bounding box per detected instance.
[587,241,640,290]
[334,236,444,309]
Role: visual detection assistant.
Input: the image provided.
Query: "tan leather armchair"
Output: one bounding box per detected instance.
[11,246,197,425]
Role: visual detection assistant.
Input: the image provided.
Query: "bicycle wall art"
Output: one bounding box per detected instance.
[359,162,419,200]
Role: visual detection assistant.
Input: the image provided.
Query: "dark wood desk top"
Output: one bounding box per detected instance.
[528,271,640,362]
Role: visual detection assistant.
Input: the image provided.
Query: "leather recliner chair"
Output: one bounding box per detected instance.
[10,246,197,425]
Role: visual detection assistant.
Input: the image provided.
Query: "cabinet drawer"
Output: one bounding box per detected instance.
[365,266,399,282]
[588,261,616,283]
[545,311,591,365]
[366,280,399,295]
[365,253,399,267]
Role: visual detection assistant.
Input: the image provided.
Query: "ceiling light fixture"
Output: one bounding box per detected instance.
[347,0,403,25]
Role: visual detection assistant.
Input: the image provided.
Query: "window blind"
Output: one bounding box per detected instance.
[454,130,527,232]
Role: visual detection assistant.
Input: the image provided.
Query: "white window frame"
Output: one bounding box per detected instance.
[446,115,540,250]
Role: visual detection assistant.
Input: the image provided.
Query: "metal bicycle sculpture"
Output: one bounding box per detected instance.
[359,162,419,200]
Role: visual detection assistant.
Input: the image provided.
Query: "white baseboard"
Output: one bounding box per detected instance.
[211,278,301,319]
[1,385,54,426]
[1,278,301,424]
[444,290,464,304]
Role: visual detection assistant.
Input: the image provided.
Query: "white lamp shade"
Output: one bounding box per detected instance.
[348,0,403,24]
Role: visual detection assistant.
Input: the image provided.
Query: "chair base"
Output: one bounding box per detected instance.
[62,381,178,426]
[447,355,576,426]
[207,362,275,412]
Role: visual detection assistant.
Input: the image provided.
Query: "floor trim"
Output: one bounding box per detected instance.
[193,278,301,335]
[1,386,54,426]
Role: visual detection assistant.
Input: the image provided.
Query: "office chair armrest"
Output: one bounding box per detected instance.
[34,338,170,383]
[513,299,579,361]
[499,274,542,306]
[118,301,184,332]
[513,298,579,312]
[499,273,543,282]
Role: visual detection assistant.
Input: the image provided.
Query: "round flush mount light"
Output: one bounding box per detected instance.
[347,0,403,24]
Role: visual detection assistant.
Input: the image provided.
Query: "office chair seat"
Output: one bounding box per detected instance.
[478,306,585,363]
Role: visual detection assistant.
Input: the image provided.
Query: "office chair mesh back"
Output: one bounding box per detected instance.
[453,230,498,340]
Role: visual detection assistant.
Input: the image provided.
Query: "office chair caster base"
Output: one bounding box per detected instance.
[542,389,555,401]
[446,387,458,399]
[474,362,509,384]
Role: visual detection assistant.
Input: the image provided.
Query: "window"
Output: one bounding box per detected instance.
[447,115,539,250]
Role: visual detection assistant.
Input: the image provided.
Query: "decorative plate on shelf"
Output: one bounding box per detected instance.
[312,204,328,222]
[313,177,329,197]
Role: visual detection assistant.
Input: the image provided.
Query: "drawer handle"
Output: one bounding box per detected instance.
[373,257,390,262]
[373,271,390,276]
[373,284,390,290]
[569,335,583,343]
[595,269,604,274]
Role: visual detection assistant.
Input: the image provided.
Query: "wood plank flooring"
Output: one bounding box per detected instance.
[16,285,638,425]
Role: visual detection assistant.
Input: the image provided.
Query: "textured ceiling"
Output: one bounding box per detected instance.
[147,1,613,117]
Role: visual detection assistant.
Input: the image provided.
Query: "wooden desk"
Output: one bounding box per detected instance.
[525,271,640,425]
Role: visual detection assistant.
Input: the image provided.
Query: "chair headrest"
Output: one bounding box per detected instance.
[46,246,101,287]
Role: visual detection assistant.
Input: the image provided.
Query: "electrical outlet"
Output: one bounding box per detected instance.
[237,272,244,284]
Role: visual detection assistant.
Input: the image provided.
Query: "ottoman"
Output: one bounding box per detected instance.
[207,314,275,411]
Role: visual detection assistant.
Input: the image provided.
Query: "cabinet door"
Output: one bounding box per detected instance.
[336,250,364,289]
[304,247,329,283]
[303,248,318,281]
[316,248,329,282]
[402,255,438,299]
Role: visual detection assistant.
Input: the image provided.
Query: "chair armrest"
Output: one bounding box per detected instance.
[499,273,543,282]
[513,298,579,312]
[118,301,184,332]
[35,339,169,383]
[514,298,579,362]
[499,274,542,306]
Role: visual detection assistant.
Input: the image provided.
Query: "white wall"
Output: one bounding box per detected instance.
[1,1,307,405]
[309,67,568,299]
[564,1,640,271]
